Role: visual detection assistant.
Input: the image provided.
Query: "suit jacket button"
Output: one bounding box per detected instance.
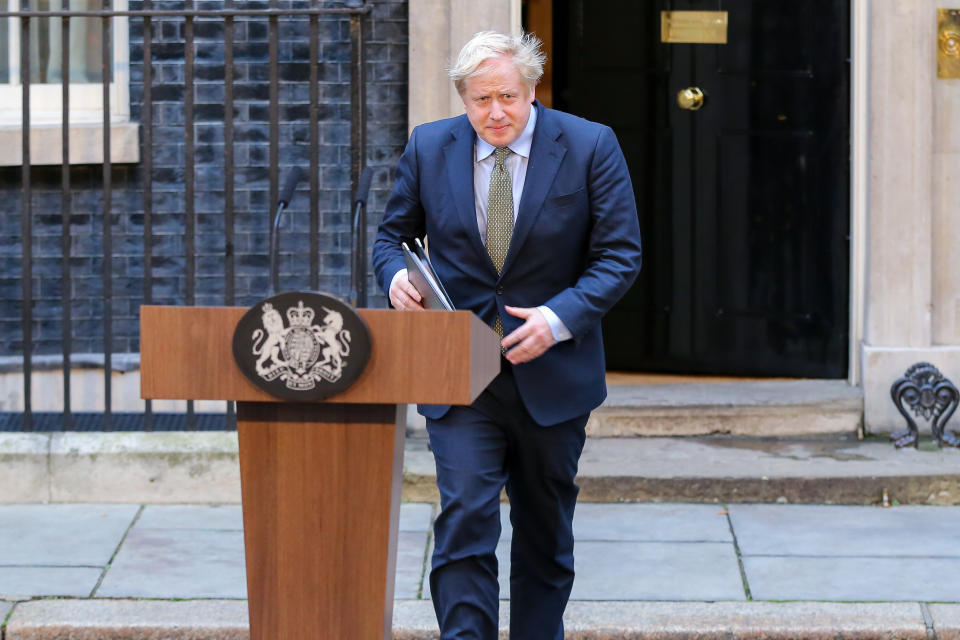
[496,287,505,295]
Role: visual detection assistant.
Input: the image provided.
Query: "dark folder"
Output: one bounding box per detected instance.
[402,242,455,311]
[413,238,455,308]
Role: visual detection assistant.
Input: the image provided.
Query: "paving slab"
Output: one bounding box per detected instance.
[444,503,734,545]
[0,505,139,565]
[0,567,104,598]
[393,600,442,639]
[744,557,960,601]
[137,503,430,532]
[930,604,960,640]
[1,599,14,622]
[395,531,429,599]
[134,505,243,531]
[500,504,512,539]
[95,528,247,599]
[399,502,433,532]
[570,541,746,601]
[4,599,249,640]
[425,506,740,601]
[436,540,745,602]
[729,504,960,556]
[98,504,433,601]
[574,503,733,542]
[396,504,434,598]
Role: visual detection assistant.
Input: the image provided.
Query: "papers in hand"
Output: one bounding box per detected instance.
[402,240,455,311]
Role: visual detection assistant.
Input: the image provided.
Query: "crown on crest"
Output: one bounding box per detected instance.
[287,300,315,327]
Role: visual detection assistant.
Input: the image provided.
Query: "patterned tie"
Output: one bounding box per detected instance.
[486,146,513,340]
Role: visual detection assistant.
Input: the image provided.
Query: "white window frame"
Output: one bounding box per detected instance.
[0,0,136,164]
[1,0,129,124]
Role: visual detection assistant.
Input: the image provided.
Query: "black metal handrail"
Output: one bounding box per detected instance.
[9,1,371,432]
[0,8,371,16]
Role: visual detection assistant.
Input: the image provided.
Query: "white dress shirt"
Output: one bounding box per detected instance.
[392,104,572,343]
[471,106,571,343]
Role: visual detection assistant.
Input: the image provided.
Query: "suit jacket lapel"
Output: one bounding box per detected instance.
[502,105,566,275]
[442,117,497,276]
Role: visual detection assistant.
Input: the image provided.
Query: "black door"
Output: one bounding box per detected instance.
[552,0,850,377]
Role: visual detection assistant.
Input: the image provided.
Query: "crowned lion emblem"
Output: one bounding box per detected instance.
[251,300,352,389]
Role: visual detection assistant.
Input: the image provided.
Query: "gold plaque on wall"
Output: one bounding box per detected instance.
[938,8,960,78]
[661,11,728,44]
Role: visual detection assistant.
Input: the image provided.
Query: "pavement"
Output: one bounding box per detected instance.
[1,501,960,639]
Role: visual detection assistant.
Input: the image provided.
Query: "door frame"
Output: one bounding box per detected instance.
[849,0,867,386]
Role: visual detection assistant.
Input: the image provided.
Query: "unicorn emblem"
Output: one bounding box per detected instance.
[249,300,352,390]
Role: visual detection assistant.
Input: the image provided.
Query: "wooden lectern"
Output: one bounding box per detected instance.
[140,306,500,639]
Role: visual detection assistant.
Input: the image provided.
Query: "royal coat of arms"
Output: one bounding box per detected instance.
[251,300,352,389]
[233,292,371,401]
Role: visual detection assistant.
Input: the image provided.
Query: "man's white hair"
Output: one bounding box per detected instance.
[449,31,546,94]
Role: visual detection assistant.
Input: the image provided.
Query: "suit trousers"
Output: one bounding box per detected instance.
[426,360,588,640]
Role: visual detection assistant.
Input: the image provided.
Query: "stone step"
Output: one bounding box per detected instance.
[403,434,960,505]
[2,599,955,639]
[587,380,864,437]
[3,428,958,505]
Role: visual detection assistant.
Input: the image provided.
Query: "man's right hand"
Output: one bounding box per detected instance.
[389,269,424,310]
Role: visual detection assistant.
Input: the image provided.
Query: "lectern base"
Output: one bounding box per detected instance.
[237,402,405,640]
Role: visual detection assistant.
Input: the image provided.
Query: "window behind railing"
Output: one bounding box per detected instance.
[0,0,398,432]
[0,0,129,125]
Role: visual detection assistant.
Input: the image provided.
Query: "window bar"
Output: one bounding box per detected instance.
[224,0,236,429]
[101,0,113,430]
[61,0,73,429]
[268,2,279,293]
[308,0,318,290]
[349,12,366,306]
[184,3,196,429]
[142,0,154,431]
[20,11,33,431]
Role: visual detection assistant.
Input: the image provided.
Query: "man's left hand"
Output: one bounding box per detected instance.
[501,306,556,365]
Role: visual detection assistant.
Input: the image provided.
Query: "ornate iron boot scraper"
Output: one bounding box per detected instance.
[890,362,960,448]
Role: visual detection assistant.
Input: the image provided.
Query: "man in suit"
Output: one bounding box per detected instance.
[372,31,642,640]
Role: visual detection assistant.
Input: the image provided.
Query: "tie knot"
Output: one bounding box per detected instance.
[494,146,511,168]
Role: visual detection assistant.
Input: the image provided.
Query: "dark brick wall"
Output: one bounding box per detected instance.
[0,0,407,357]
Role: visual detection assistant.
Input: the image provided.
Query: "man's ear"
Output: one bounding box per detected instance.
[529,86,536,104]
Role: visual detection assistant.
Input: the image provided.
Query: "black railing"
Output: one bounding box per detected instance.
[2,0,372,432]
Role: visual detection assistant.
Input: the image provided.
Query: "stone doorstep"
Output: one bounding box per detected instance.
[589,380,864,437]
[586,405,862,437]
[2,599,956,640]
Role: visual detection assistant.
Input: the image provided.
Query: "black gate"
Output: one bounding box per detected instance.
[1,0,388,431]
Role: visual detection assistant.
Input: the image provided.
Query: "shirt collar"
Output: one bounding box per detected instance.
[475,103,538,162]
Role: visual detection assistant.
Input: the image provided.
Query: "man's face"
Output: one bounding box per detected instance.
[460,56,535,148]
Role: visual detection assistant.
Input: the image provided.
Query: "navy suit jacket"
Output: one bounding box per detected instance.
[373,102,642,426]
